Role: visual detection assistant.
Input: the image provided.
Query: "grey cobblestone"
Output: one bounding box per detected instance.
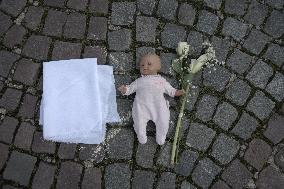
[52,41,82,61]
[222,17,249,41]
[211,180,231,189]
[89,0,108,14]
[225,78,251,106]
[58,143,77,159]
[203,65,231,92]
[132,170,155,189]
[275,147,284,171]
[136,136,157,168]
[160,53,176,75]
[87,17,107,40]
[264,10,284,38]
[157,142,174,168]
[213,102,238,131]
[256,166,284,189]
[56,161,83,189]
[246,90,275,121]
[106,128,134,160]
[3,151,37,186]
[43,10,67,37]
[0,0,27,17]
[244,0,268,26]
[211,133,240,164]
[108,52,135,71]
[197,10,219,35]
[211,36,231,62]
[82,168,102,189]
[18,94,38,118]
[224,0,247,16]
[0,143,9,170]
[265,73,284,102]
[83,46,107,65]
[266,0,283,9]
[105,163,131,189]
[0,51,20,78]
[244,138,272,170]
[14,122,35,150]
[157,0,178,21]
[246,60,273,89]
[136,16,158,43]
[67,0,87,11]
[178,3,196,26]
[3,25,26,48]
[63,13,86,39]
[243,29,271,55]
[192,158,221,188]
[32,162,56,189]
[222,159,253,189]
[111,2,136,26]
[264,114,284,144]
[157,172,176,189]
[186,122,216,151]
[108,29,132,51]
[0,88,22,111]
[264,43,284,68]
[161,24,186,49]
[44,0,65,8]
[181,181,197,189]
[204,0,222,10]
[0,12,13,36]
[32,131,56,154]
[231,112,259,140]
[0,116,18,144]
[226,49,253,75]
[23,6,44,30]
[13,58,40,86]
[137,0,156,15]
[79,144,105,163]
[22,35,51,60]
[195,94,219,122]
[175,149,198,176]
[187,30,206,56]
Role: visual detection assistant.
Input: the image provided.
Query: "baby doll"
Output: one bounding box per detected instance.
[118,54,185,145]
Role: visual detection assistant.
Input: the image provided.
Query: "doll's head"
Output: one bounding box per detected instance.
[139,54,161,75]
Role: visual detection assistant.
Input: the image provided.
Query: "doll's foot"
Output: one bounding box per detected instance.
[137,136,147,144]
[156,138,166,145]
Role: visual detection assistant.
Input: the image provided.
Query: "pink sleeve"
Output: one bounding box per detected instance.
[124,80,137,96]
[164,80,177,97]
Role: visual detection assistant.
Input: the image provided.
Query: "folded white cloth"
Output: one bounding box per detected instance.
[40,58,120,144]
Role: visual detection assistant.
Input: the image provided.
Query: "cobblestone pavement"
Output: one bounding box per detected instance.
[0,0,284,188]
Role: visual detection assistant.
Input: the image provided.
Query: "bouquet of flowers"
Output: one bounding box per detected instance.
[170,41,218,164]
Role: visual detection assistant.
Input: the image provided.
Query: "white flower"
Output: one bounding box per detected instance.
[176,42,190,58]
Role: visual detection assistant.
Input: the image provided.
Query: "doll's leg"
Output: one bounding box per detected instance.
[133,118,148,144]
[154,116,170,145]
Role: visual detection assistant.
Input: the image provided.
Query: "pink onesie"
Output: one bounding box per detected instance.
[124,74,177,145]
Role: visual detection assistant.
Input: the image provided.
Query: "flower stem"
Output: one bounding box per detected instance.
[171,82,191,164]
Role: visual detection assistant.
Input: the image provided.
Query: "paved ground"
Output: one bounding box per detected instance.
[0,0,284,188]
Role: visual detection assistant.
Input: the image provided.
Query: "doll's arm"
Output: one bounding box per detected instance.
[119,80,137,96]
[164,80,177,97]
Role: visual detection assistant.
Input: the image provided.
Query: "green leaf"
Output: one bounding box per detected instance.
[184,73,194,83]
[172,59,182,74]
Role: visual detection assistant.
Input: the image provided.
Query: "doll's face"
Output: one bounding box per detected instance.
[139,54,161,75]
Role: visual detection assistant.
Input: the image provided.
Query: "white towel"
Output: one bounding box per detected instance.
[40,58,120,144]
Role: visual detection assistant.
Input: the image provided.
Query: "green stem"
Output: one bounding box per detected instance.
[170,82,191,164]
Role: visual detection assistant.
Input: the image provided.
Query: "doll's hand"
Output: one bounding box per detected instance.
[175,89,185,97]
[118,85,127,94]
